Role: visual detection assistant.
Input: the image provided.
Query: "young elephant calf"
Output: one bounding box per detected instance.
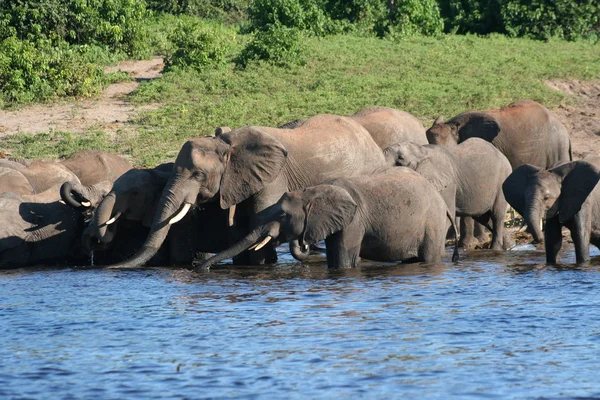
[503,157,600,263]
[197,167,458,269]
[384,138,512,250]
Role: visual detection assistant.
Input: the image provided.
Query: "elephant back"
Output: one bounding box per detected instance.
[60,150,133,186]
[350,106,427,149]
[0,166,34,196]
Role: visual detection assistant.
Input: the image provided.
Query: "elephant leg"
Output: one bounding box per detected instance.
[489,198,508,250]
[474,221,490,246]
[569,210,592,264]
[324,229,362,268]
[459,216,479,249]
[544,216,563,264]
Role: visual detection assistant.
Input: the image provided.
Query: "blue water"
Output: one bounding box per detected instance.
[2,246,600,399]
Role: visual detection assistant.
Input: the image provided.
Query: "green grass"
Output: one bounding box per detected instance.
[2,24,599,166]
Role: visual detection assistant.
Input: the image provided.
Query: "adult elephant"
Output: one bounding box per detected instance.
[278,106,427,149]
[0,158,80,195]
[426,100,571,169]
[0,160,34,196]
[384,138,512,250]
[109,114,388,268]
[88,163,230,266]
[59,150,132,186]
[197,167,459,269]
[503,158,600,263]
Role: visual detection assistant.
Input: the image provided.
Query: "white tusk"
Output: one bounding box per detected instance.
[540,219,544,232]
[59,200,66,204]
[169,203,192,225]
[106,212,122,225]
[228,204,236,227]
[81,201,91,207]
[250,236,272,251]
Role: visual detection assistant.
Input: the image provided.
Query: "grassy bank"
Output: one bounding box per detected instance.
[2,27,599,166]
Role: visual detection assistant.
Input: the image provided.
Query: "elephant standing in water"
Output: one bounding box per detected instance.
[503,157,600,263]
[279,106,427,149]
[384,138,512,250]
[75,163,229,266]
[106,114,388,268]
[426,100,572,244]
[197,167,459,269]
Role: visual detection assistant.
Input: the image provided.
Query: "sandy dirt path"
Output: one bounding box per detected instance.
[0,57,164,137]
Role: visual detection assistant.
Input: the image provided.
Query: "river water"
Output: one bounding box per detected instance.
[1,245,600,399]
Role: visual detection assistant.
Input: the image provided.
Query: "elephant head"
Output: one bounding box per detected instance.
[502,161,600,243]
[93,163,174,244]
[196,185,358,269]
[110,128,288,268]
[60,180,113,210]
[426,113,501,146]
[383,142,455,193]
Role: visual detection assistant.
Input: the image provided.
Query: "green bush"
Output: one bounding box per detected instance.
[248,0,331,36]
[502,0,599,41]
[164,21,230,72]
[0,0,147,55]
[146,0,250,23]
[0,37,105,106]
[235,23,306,67]
[382,0,444,37]
[439,0,599,40]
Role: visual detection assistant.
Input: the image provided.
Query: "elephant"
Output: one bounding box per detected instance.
[426,100,571,170]
[502,157,600,263]
[0,182,112,268]
[87,163,231,266]
[503,158,600,263]
[0,160,34,196]
[58,150,133,186]
[107,113,388,268]
[278,106,427,149]
[197,167,459,269]
[384,138,512,250]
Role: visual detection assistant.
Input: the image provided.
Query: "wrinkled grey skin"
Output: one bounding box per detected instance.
[279,106,427,149]
[110,114,388,268]
[504,158,600,263]
[0,187,86,268]
[197,168,459,269]
[503,156,600,260]
[426,100,571,170]
[384,138,512,250]
[91,163,231,266]
[0,159,80,195]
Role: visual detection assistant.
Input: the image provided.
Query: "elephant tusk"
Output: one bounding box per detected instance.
[228,204,236,227]
[81,201,91,207]
[106,211,122,225]
[540,219,544,232]
[249,236,272,251]
[169,203,192,225]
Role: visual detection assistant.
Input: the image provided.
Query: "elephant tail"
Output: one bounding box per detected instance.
[446,209,459,262]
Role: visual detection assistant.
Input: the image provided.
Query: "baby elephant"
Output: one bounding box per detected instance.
[503,158,600,263]
[197,167,458,269]
[384,138,512,250]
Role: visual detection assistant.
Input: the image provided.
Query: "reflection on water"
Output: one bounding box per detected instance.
[2,245,600,399]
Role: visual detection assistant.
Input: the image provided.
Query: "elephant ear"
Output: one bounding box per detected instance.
[219,128,288,209]
[301,184,358,244]
[457,112,501,143]
[558,161,600,223]
[413,151,455,192]
[502,164,542,217]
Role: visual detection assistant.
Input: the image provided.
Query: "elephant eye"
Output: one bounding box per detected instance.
[193,171,206,181]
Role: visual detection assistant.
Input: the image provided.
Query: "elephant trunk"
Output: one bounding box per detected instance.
[60,181,85,208]
[94,192,117,242]
[108,179,193,268]
[196,222,279,270]
[525,202,544,243]
[290,239,310,261]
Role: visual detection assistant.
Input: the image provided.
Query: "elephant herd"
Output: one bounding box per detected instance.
[2,100,598,270]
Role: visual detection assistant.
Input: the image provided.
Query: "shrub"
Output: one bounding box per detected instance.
[0,0,147,55]
[0,37,105,106]
[438,0,503,35]
[164,21,230,72]
[248,0,331,36]
[383,0,444,37]
[235,23,305,68]
[146,0,250,23]
[502,0,599,41]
